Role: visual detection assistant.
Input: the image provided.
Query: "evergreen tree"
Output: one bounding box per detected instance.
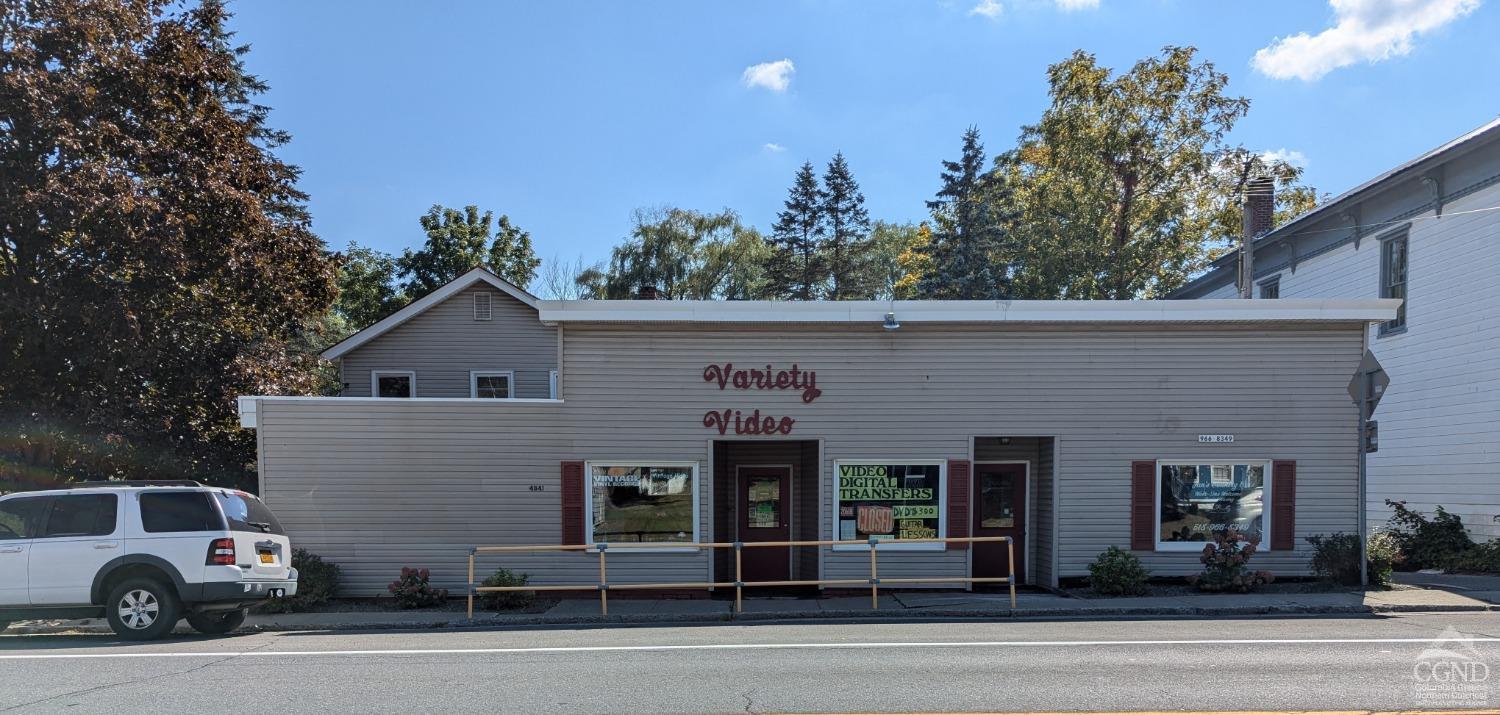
[820,153,873,299]
[766,162,826,300]
[919,127,1010,299]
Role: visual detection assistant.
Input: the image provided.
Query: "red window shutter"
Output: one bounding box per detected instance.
[946,460,971,550]
[1130,461,1156,551]
[1270,460,1296,551]
[561,461,585,546]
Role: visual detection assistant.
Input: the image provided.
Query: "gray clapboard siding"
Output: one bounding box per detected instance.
[257,320,1366,595]
[339,284,558,398]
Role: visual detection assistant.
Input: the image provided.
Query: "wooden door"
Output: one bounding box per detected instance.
[972,463,1026,584]
[737,467,791,582]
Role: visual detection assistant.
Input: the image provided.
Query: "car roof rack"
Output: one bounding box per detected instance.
[72,480,205,488]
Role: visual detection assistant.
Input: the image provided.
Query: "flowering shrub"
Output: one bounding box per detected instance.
[388,567,448,609]
[1186,528,1274,593]
[1305,532,1399,588]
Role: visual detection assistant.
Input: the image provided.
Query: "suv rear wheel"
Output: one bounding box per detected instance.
[185,608,247,635]
[105,578,180,641]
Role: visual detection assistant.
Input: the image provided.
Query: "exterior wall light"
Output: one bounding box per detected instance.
[882,312,900,330]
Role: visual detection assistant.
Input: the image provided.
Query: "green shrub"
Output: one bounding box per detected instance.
[1187,528,1273,593]
[1086,546,1150,596]
[1447,539,1500,573]
[257,549,342,613]
[1384,500,1473,570]
[478,568,534,611]
[1305,532,1397,588]
[388,567,449,609]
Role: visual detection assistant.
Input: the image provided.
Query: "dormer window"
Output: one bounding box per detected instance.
[473,291,493,321]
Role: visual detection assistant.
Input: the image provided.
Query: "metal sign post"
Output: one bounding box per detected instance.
[1347,350,1388,589]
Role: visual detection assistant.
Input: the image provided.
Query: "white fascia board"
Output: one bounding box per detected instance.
[535,298,1402,324]
[237,396,258,429]
[239,396,565,405]
[321,268,538,360]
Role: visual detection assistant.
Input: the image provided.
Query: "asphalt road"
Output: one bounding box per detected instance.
[1,613,1498,714]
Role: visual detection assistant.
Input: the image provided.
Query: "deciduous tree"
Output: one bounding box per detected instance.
[0,0,336,490]
[398,205,540,296]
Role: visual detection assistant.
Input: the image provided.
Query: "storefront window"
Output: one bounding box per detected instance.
[1158,461,1267,547]
[587,463,696,544]
[833,461,944,549]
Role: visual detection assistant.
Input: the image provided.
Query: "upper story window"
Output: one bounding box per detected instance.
[372,371,415,398]
[1258,276,1280,299]
[473,292,493,321]
[1380,230,1408,335]
[470,370,514,399]
[1380,230,1404,337]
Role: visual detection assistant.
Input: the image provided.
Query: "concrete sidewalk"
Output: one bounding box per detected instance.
[6,585,1496,636]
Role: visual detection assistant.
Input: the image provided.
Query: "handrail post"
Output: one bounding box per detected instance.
[598,543,609,617]
[734,542,743,615]
[466,548,476,620]
[869,537,879,610]
[1007,537,1016,609]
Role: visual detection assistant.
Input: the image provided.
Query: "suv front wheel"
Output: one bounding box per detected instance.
[186,608,247,635]
[105,578,181,641]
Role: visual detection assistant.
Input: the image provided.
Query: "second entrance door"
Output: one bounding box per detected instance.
[737,466,791,582]
[972,463,1026,585]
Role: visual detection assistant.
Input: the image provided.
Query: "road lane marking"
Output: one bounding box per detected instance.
[2,636,1499,660]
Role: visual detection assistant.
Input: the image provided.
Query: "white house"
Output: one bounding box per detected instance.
[1175,117,1500,539]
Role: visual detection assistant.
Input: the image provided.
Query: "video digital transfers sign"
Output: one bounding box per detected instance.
[836,462,942,542]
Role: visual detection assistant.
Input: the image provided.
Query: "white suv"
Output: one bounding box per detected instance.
[0,481,298,640]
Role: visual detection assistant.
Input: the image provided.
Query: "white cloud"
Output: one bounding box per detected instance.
[1253,0,1480,81]
[1260,148,1309,168]
[970,0,1004,18]
[1054,0,1099,10]
[741,59,795,92]
[763,143,787,153]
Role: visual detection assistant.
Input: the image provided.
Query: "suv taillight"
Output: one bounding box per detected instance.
[206,537,236,566]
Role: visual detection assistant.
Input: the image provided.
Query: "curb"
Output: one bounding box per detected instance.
[5,602,1494,636]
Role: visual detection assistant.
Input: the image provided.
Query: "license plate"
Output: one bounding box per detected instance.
[258,551,274,564]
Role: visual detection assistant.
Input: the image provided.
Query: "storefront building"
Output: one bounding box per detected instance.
[239,268,1400,595]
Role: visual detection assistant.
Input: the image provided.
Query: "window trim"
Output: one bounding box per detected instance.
[370,370,417,398]
[831,458,948,552]
[469,370,516,399]
[473,291,493,321]
[1257,275,1280,300]
[1153,459,1271,552]
[1378,228,1409,337]
[582,460,700,552]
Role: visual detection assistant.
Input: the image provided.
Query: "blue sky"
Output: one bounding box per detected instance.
[227,0,1499,294]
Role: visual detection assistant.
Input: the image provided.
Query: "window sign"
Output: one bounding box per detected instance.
[833,461,944,549]
[587,464,697,545]
[1158,461,1268,548]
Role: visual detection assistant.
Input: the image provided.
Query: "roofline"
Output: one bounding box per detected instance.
[321,268,538,360]
[1175,115,1500,297]
[536,298,1400,324]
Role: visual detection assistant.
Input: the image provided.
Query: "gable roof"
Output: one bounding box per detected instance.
[1174,115,1500,297]
[321,267,538,360]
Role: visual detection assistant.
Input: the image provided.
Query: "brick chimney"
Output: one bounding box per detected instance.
[1246,176,1276,238]
[636,285,660,300]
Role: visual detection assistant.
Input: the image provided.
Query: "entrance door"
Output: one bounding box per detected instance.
[737,467,791,582]
[973,463,1026,584]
